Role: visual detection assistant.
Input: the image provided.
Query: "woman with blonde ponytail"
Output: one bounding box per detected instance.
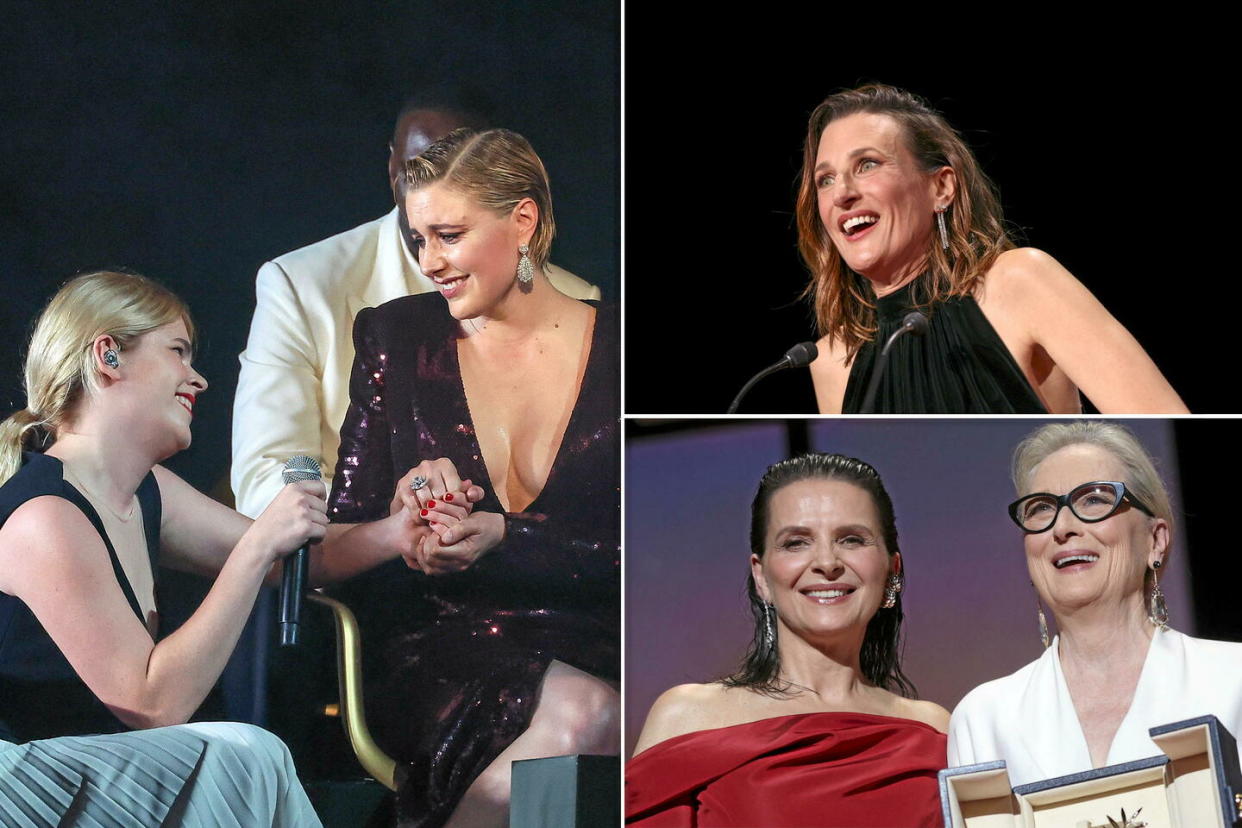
[0,271,333,825]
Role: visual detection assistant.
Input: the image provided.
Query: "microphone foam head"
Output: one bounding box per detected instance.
[282,455,322,484]
[902,311,929,335]
[785,341,819,368]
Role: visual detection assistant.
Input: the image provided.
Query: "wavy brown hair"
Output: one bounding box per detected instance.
[796,84,1015,358]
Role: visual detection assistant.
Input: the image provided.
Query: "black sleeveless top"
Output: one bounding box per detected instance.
[0,451,162,743]
[841,281,1048,414]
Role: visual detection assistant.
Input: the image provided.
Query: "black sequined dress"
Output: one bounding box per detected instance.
[326,293,619,827]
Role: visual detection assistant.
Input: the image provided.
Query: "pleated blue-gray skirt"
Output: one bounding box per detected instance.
[0,722,321,827]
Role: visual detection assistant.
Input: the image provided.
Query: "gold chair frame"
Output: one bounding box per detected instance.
[307,592,397,791]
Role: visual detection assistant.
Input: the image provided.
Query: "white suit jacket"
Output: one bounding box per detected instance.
[947,628,1242,787]
[231,207,600,518]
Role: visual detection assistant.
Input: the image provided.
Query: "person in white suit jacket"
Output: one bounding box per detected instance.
[231,102,599,519]
[948,421,1242,787]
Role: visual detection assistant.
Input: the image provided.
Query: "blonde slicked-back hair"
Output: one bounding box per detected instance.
[403,128,556,270]
[0,270,194,486]
[796,84,1015,359]
[1011,421,1175,560]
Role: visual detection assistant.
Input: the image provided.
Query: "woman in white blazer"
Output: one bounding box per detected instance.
[948,421,1242,786]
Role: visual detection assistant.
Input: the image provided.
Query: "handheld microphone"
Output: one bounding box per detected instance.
[279,455,321,647]
[858,311,929,414]
[727,341,819,414]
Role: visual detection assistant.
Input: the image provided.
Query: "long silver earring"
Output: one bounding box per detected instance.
[1149,560,1169,631]
[516,244,534,284]
[882,573,903,609]
[935,207,949,251]
[763,602,776,648]
[1037,600,1051,649]
[103,349,119,368]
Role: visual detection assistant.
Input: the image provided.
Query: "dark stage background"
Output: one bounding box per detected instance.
[625,418,1242,757]
[0,1,617,773]
[623,45,1224,414]
[0,1,619,496]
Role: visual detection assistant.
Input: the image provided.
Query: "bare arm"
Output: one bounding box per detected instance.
[0,495,318,729]
[987,248,1188,414]
[154,464,416,587]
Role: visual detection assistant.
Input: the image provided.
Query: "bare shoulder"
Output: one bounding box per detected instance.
[631,682,737,756]
[982,247,1078,301]
[1,495,98,548]
[900,698,952,734]
[872,688,951,734]
[0,496,107,592]
[809,334,852,414]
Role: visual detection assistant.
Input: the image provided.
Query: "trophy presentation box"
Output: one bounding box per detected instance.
[939,715,1242,828]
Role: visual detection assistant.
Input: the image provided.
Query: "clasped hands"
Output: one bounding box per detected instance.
[390,458,505,575]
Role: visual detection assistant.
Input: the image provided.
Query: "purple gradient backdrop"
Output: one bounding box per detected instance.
[624,419,1189,756]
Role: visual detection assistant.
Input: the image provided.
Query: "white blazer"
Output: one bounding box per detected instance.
[230,207,600,518]
[947,628,1242,787]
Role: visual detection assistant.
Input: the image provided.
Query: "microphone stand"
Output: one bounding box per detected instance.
[728,342,818,414]
[858,312,928,414]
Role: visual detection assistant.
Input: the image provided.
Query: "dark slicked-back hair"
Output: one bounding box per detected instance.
[721,452,917,698]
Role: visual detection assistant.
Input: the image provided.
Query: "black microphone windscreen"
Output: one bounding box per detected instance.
[282,456,322,484]
[902,311,929,336]
[784,341,819,368]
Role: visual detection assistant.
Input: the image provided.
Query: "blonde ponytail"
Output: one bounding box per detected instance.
[0,270,192,488]
[0,408,49,485]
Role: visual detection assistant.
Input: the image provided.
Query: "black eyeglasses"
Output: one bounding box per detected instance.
[1008,481,1155,534]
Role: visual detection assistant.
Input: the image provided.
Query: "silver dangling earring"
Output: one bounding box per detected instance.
[1149,560,1169,631]
[1037,600,1051,649]
[516,243,534,284]
[103,349,120,368]
[881,572,903,609]
[935,207,949,251]
[763,602,776,648]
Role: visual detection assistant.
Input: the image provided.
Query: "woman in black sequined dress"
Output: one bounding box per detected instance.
[325,128,619,828]
[798,84,1185,415]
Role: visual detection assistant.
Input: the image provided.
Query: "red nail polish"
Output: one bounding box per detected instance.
[420,509,428,517]
[444,493,454,502]
[427,500,436,507]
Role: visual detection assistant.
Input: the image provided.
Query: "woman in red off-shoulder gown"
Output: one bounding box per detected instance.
[627,454,946,828]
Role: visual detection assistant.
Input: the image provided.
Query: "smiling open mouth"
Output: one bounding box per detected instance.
[1054,553,1099,569]
[842,215,878,238]
[802,587,856,603]
[436,276,468,297]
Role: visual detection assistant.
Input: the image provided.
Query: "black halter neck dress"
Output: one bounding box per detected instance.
[841,281,1048,414]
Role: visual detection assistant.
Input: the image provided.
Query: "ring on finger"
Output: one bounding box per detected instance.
[410,475,428,491]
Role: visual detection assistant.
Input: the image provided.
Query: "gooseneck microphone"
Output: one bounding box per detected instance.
[858,311,929,414]
[727,342,819,414]
[279,455,321,647]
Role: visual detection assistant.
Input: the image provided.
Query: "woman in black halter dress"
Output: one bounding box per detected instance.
[798,85,1185,415]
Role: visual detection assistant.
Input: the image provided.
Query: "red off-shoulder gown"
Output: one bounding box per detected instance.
[626,711,946,828]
